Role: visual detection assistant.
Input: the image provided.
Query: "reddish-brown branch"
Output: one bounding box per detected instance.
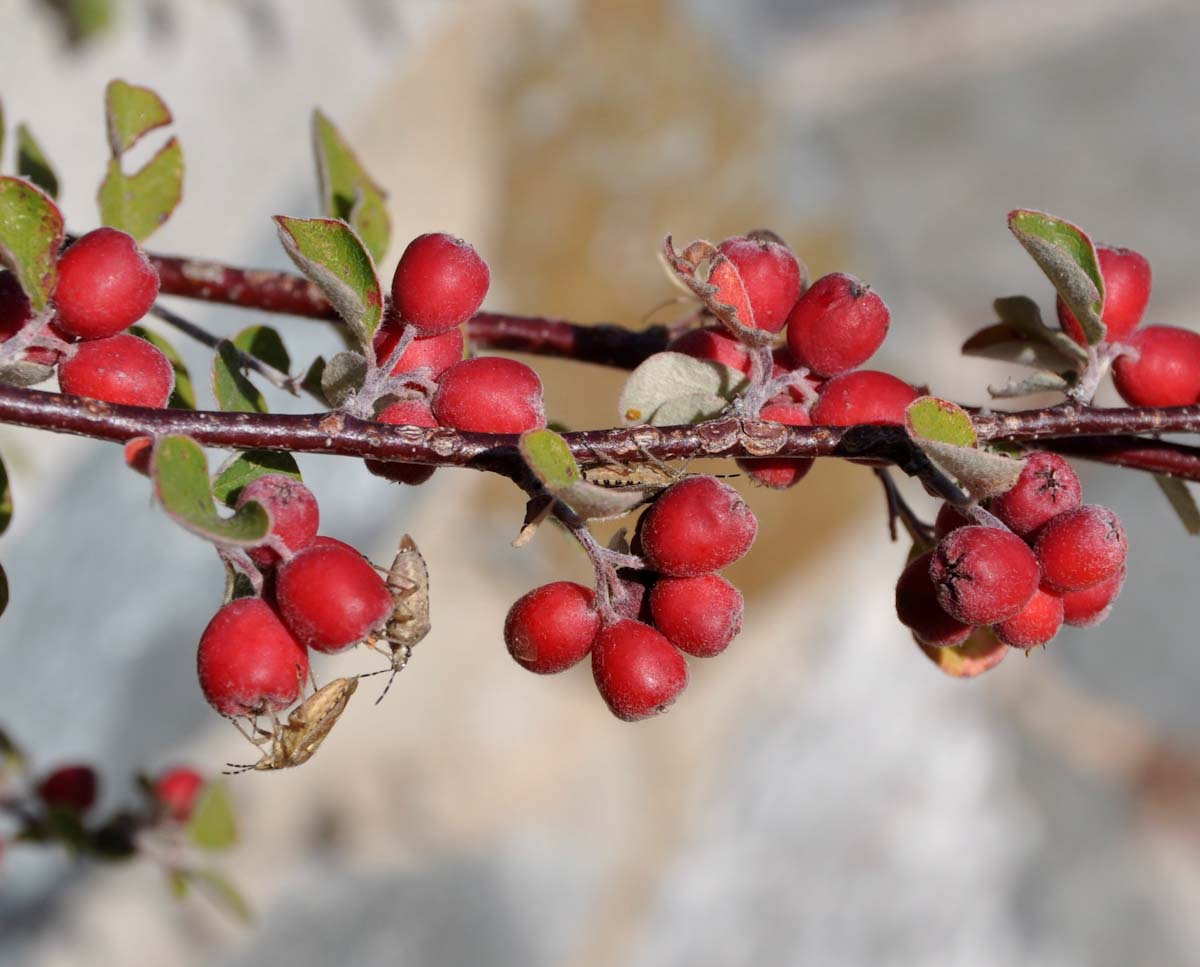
[1040,437,1200,480]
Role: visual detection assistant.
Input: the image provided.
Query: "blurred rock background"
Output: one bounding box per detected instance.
[1,0,1199,964]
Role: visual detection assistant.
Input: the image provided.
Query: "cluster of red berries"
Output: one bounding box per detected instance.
[504,475,757,720]
[367,232,546,484]
[896,452,1127,651]
[0,227,174,407]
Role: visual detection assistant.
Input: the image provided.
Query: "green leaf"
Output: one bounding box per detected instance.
[904,396,1022,500]
[186,868,253,922]
[0,451,10,535]
[151,435,271,546]
[212,449,302,506]
[518,429,654,521]
[0,562,7,620]
[186,781,236,851]
[16,124,58,199]
[274,216,383,353]
[987,370,1071,399]
[0,360,55,388]
[98,137,184,242]
[212,341,267,414]
[1008,210,1106,345]
[130,326,195,409]
[233,325,291,373]
[991,296,1089,364]
[1154,475,1200,536]
[312,110,391,263]
[167,869,190,900]
[618,351,746,427]
[0,176,64,310]
[301,355,326,399]
[104,79,173,155]
[917,626,1008,678]
[320,350,367,408]
[904,396,976,447]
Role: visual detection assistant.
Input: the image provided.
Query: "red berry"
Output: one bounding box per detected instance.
[929,526,1041,625]
[504,581,599,674]
[275,542,393,653]
[1060,567,1125,628]
[638,476,757,577]
[197,598,309,716]
[715,234,803,333]
[667,325,752,374]
[785,272,890,376]
[0,272,62,368]
[53,228,159,340]
[1057,244,1151,346]
[591,619,688,721]
[1112,326,1200,407]
[235,474,320,569]
[373,323,464,379]
[1035,505,1127,592]
[737,399,814,489]
[37,765,99,814]
[989,452,1082,537]
[993,586,1064,649]
[810,370,918,427]
[152,767,205,822]
[432,356,546,434]
[934,503,972,539]
[390,232,489,334]
[58,333,174,408]
[614,566,656,622]
[894,551,973,648]
[649,573,744,657]
[365,398,439,485]
[124,436,153,476]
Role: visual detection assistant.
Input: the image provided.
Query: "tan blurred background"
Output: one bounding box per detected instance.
[2,1,1200,964]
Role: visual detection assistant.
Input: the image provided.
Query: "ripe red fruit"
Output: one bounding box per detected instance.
[715,234,803,333]
[52,227,160,340]
[504,581,600,674]
[152,767,205,822]
[993,586,1064,649]
[614,566,656,622]
[649,573,744,657]
[736,399,814,489]
[929,526,1041,625]
[638,476,757,577]
[1060,567,1125,628]
[58,333,174,408]
[668,325,752,374]
[0,272,62,367]
[1035,505,1127,592]
[1056,244,1151,346]
[989,452,1082,537]
[894,551,973,648]
[591,619,688,721]
[197,598,309,716]
[235,474,320,569]
[934,503,972,539]
[809,370,918,427]
[374,323,464,379]
[1111,326,1200,407]
[365,398,439,485]
[785,272,890,376]
[390,232,490,334]
[276,542,393,653]
[37,765,99,814]
[432,356,546,433]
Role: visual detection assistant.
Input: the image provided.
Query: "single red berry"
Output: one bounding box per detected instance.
[614,566,657,622]
[1057,244,1151,346]
[894,551,973,648]
[152,767,205,822]
[0,273,72,367]
[374,323,464,379]
[810,370,918,427]
[1112,326,1200,407]
[1035,505,1127,592]
[786,272,890,376]
[1060,567,1125,628]
[934,503,972,539]
[989,452,1082,537]
[365,399,439,485]
[638,476,757,577]
[276,542,393,653]
[715,234,804,333]
[390,232,490,334]
[649,573,744,658]
[53,228,159,340]
[58,333,174,408]
[432,356,546,433]
[591,619,688,721]
[235,474,320,569]
[736,399,814,489]
[929,526,1041,625]
[504,581,600,674]
[37,765,99,814]
[668,325,752,374]
[124,436,153,476]
[197,598,309,716]
[993,586,1064,649]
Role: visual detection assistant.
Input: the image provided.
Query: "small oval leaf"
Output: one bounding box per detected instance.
[904,396,976,447]
[212,341,267,414]
[0,451,10,535]
[130,326,195,409]
[0,176,64,310]
[519,428,581,490]
[1153,475,1200,537]
[0,562,8,620]
[16,124,59,199]
[212,450,302,507]
[104,79,173,155]
[98,137,184,242]
[312,110,391,263]
[618,351,746,427]
[186,781,236,851]
[1008,210,1105,345]
[233,325,291,373]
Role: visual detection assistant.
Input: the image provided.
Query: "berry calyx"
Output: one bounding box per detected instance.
[275,542,393,653]
[785,272,890,376]
[638,476,757,577]
[235,474,320,569]
[152,767,205,822]
[52,227,160,340]
[992,586,1064,649]
[1056,244,1151,346]
[894,551,973,648]
[809,370,918,427]
[591,619,688,721]
[390,232,490,334]
[374,323,464,379]
[432,356,546,434]
[929,525,1041,625]
[1059,568,1125,628]
[365,398,439,485]
[37,765,99,814]
[989,451,1082,537]
[1111,326,1200,407]
[1035,505,1127,592]
[715,234,803,333]
[504,581,599,674]
[196,598,309,717]
[57,333,174,408]
[736,399,814,489]
[649,573,744,657]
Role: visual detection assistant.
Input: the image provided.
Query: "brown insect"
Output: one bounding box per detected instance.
[364,534,431,702]
[225,676,359,774]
